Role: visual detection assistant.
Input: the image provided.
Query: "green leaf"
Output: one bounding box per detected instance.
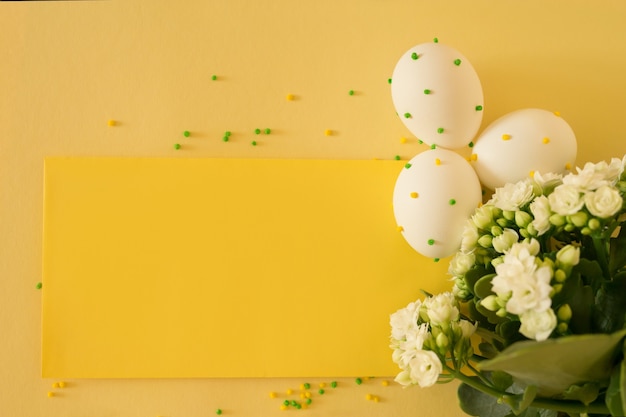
[560,382,601,405]
[593,271,626,334]
[610,223,626,274]
[474,273,497,299]
[458,380,512,417]
[466,265,491,296]
[576,258,605,292]
[502,385,537,415]
[605,358,626,416]
[492,370,514,391]
[479,331,626,396]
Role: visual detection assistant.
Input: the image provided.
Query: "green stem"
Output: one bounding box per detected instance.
[592,235,610,278]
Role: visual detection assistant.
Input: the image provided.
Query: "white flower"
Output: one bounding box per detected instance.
[448,252,475,277]
[471,205,496,229]
[548,184,585,216]
[390,301,421,341]
[457,319,477,339]
[519,309,557,341]
[407,350,442,387]
[422,292,459,327]
[584,185,623,218]
[556,245,580,268]
[508,238,540,257]
[503,265,553,315]
[530,195,552,235]
[563,159,622,191]
[532,171,563,195]
[492,179,535,211]
[460,220,479,253]
[492,228,519,253]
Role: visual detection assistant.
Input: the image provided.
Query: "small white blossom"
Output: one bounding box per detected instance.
[548,184,585,216]
[492,179,535,211]
[390,301,421,341]
[407,350,443,387]
[492,228,519,253]
[519,309,557,341]
[584,185,623,218]
[532,171,563,195]
[448,252,476,277]
[422,292,459,327]
[530,195,552,235]
[460,220,479,253]
[556,245,580,268]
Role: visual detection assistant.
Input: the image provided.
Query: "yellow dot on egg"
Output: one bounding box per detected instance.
[554,111,561,117]
[543,137,550,144]
[269,391,277,399]
[529,170,535,178]
[410,192,418,199]
[396,225,404,232]
[435,158,441,165]
[107,119,116,127]
[471,154,478,161]
[565,162,572,170]
[501,134,511,141]
[381,380,389,387]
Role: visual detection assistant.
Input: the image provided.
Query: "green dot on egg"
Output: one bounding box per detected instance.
[403,112,411,119]
[475,105,483,111]
[454,59,462,66]
[468,141,474,148]
[427,239,435,246]
[449,199,456,205]
[437,127,444,134]
[423,89,431,95]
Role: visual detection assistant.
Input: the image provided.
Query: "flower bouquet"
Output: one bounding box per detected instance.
[390,157,626,417]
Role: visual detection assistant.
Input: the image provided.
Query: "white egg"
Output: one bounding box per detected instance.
[393,149,482,259]
[391,42,484,149]
[471,108,577,190]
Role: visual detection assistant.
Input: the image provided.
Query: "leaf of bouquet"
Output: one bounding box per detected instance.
[478,331,626,396]
[458,379,514,417]
[609,224,626,274]
[593,271,626,334]
[605,357,626,416]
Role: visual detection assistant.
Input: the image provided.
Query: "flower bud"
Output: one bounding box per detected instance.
[554,269,567,283]
[490,225,503,236]
[552,284,563,294]
[477,234,493,248]
[503,210,515,221]
[481,295,500,311]
[436,332,449,349]
[588,218,601,231]
[549,214,566,227]
[581,227,592,235]
[568,211,588,228]
[557,245,580,267]
[496,218,509,228]
[515,211,532,228]
[496,307,508,317]
[557,304,572,322]
[564,224,575,232]
[557,322,569,335]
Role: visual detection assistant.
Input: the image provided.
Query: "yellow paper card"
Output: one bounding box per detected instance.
[42,158,451,378]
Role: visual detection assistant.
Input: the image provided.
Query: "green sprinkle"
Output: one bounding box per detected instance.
[475,105,483,111]
[264,128,271,134]
[348,90,354,95]
[291,400,297,406]
[423,89,431,95]
[254,128,261,135]
[318,389,325,395]
[417,139,423,144]
[174,143,181,150]
[427,239,435,246]
[331,381,338,388]
[449,199,456,205]
[411,52,419,60]
[394,155,401,160]
[355,378,362,385]
[433,37,439,43]
[437,127,444,134]
[403,112,411,119]
[36,282,42,290]
[251,140,257,146]
[224,131,231,137]
[295,403,302,409]
[468,141,474,148]
[454,59,462,66]
[430,144,436,149]
[283,400,290,406]
[183,130,190,137]
[211,75,217,81]
[305,398,312,405]
[434,258,440,262]
[303,383,311,390]
[404,163,412,169]
[223,136,229,142]
[216,409,222,415]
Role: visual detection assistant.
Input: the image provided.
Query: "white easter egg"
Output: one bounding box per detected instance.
[391,42,484,149]
[471,108,577,190]
[393,149,482,259]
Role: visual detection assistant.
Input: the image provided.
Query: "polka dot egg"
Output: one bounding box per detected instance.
[393,148,482,259]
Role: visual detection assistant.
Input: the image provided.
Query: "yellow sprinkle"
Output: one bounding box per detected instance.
[397,225,404,232]
[554,111,561,117]
[529,170,535,178]
[47,392,55,398]
[565,162,572,170]
[435,158,441,165]
[501,134,511,141]
[107,120,116,127]
[58,382,66,388]
[319,382,326,388]
[269,391,277,399]
[286,389,293,395]
[381,380,389,387]
[286,94,295,101]
[373,396,380,403]
[410,192,418,199]
[301,403,308,410]
[363,377,370,381]
[52,382,59,389]
[324,129,333,136]
[400,137,407,144]
[471,154,478,161]
[300,392,306,399]
[304,391,312,399]
[366,394,374,401]
[543,137,550,144]
[280,404,288,411]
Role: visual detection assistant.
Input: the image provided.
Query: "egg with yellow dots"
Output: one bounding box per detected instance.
[471,108,577,190]
[390,41,484,149]
[393,148,482,259]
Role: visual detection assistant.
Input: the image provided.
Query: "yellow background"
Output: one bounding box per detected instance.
[2,0,626,416]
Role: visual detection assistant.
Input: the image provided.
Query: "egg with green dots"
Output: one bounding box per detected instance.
[393,148,482,259]
[471,108,577,190]
[390,42,484,149]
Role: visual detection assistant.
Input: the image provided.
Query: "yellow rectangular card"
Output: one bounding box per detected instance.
[42,157,451,378]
